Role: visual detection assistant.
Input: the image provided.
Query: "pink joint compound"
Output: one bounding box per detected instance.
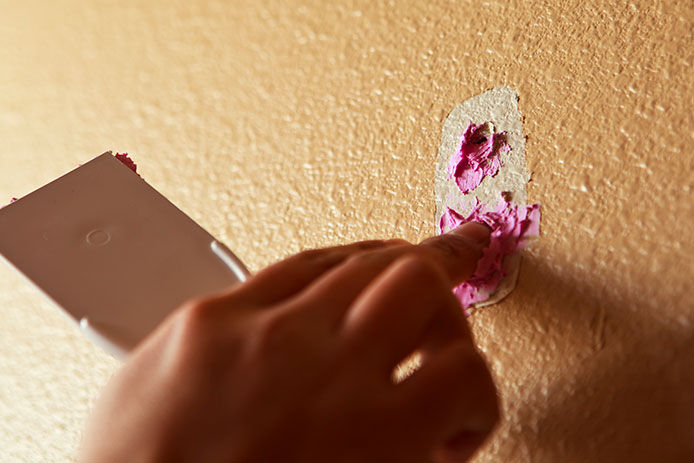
[448,121,509,194]
[1,197,18,209]
[115,152,138,175]
[439,198,541,309]
[5,153,137,207]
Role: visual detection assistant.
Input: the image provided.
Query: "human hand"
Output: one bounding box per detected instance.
[79,223,498,463]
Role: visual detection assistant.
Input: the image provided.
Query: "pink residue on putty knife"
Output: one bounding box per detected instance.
[440,197,541,309]
[448,121,510,194]
[115,152,138,175]
[4,152,139,207]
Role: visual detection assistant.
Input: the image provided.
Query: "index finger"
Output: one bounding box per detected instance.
[205,239,408,307]
[275,222,490,328]
[416,222,490,285]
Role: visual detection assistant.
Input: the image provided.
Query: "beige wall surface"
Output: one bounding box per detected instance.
[1,1,692,461]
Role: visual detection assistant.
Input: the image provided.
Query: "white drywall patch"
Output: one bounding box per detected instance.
[435,86,533,309]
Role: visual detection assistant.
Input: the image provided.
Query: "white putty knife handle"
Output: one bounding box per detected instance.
[79,317,130,361]
[210,240,251,281]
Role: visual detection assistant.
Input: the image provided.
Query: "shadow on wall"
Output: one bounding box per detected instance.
[507,254,694,462]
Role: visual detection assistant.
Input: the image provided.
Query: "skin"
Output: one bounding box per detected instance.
[79,223,499,463]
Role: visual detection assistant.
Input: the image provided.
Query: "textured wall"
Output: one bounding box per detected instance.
[1,1,692,461]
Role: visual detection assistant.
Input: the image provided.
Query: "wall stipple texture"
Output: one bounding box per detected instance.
[1,1,692,462]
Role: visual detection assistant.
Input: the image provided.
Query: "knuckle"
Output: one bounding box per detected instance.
[159,300,220,366]
[422,234,479,262]
[177,297,213,324]
[173,299,214,337]
[344,251,375,268]
[251,311,295,351]
[249,310,327,361]
[393,242,418,254]
[168,298,246,366]
[290,248,345,271]
[338,250,381,272]
[172,293,238,341]
[393,254,445,286]
[384,238,411,246]
[294,248,325,262]
[343,247,395,269]
[352,239,388,250]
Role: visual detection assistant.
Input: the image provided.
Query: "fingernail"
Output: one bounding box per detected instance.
[449,222,490,246]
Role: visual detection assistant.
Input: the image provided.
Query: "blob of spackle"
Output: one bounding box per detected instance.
[1,197,18,208]
[4,154,138,208]
[115,152,138,175]
[439,197,541,309]
[448,121,509,194]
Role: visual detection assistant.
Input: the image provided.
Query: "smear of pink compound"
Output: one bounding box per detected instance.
[448,122,509,194]
[439,198,541,309]
[115,152,138,176]
[1,197,18,208]
[4,154,138,207]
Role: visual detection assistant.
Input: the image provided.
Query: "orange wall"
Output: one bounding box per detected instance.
[1,1,692,461]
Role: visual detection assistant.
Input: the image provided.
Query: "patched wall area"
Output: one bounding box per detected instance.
[1,1,692,461]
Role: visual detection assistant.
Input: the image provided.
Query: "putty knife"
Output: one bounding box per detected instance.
[0,152,249,359]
